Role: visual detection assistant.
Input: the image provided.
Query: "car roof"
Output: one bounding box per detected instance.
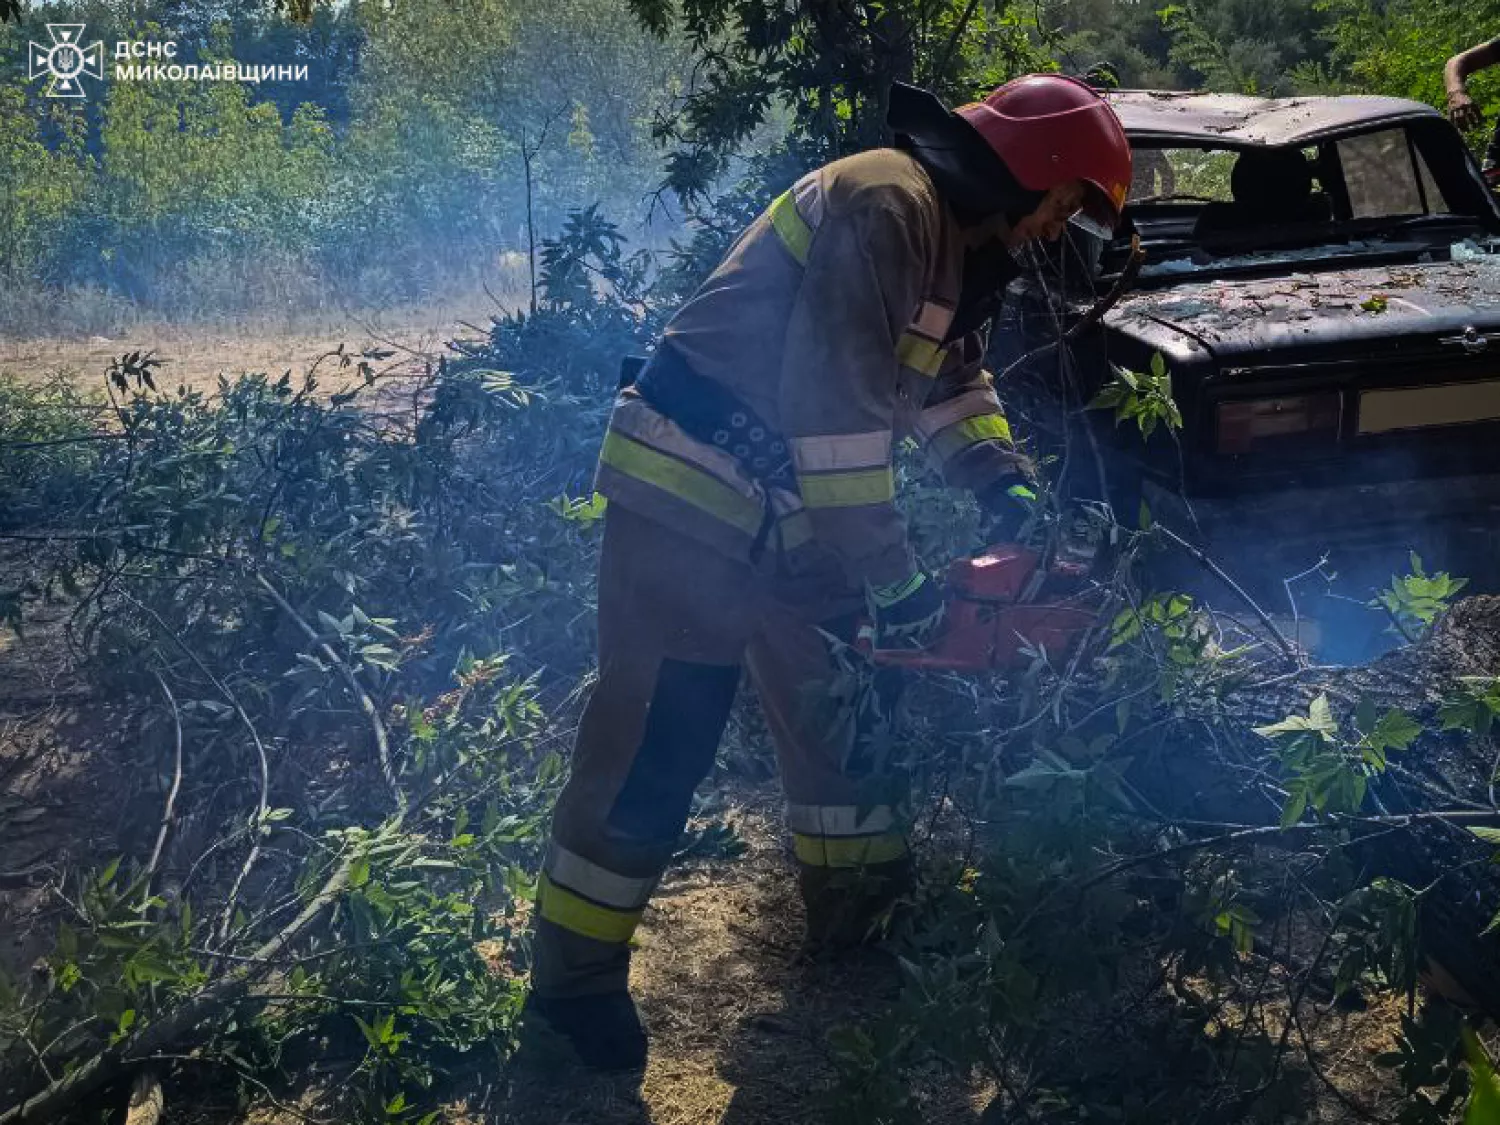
[1106,90,1442,148]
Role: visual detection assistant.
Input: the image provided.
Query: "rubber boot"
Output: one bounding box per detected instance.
[521,991,648,1073]
[799,857,913,953]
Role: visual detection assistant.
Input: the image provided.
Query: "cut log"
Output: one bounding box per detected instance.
[123,1073,163,1125]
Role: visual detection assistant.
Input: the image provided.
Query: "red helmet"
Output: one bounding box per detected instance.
[956,74,1132,234]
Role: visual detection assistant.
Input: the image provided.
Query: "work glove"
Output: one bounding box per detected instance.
[976,473,1038,543]
[867,570,946,650]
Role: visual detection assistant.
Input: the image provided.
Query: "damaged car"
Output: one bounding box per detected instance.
[1000,91,1500,658]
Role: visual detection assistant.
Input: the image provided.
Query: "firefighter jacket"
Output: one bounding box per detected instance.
[594,147,1032,597]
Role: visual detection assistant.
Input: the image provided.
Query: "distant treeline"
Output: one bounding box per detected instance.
[0,0,687,317]
[2,0,1499,320]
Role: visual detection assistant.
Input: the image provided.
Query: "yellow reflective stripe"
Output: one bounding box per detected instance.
[537,871,642,944]
[793,832,909,868]
[917,387,1002,439]
[610,395,761,484]
[896,331,945,379]
[869,571,925,607]
[602,428,814,554]
[769,190,813,265]
[600,431,762,536]
[797,467,894,509]
[789,431,891,473]
[958,414,1012,444]
[931,414,1014,462]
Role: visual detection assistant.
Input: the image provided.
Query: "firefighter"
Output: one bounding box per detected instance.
[523,74,1131,1072]
[1446,37,1500,181]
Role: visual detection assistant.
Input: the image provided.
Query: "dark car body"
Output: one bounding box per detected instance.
[996,91,1500,646]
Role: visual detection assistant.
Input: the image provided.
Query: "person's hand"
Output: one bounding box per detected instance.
[976,472,1038,544]
[1449,89,1484,131]
[868,571,945,650]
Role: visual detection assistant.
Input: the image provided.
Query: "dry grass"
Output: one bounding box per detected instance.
[0,288,526,397]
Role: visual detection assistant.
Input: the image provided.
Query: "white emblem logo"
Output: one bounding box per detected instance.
[28,24,105,98]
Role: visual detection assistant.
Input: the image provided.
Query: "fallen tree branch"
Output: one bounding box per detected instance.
[114,590,272,949]
[252,570,404,814]
[0,583,410,1124]
[0,847,358,1123]
[122,1071,162,1125]
[140,670,184,912]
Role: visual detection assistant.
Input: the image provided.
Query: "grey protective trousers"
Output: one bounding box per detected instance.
[531,503,910,998]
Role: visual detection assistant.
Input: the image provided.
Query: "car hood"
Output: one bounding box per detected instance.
[1109,254,1500,363]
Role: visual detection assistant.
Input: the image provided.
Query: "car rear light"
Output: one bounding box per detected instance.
[1216,393,1341,453]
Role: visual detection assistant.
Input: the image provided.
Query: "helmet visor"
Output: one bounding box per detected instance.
[1071,182,1122,240]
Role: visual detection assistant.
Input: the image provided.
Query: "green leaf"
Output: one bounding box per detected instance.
[1280,787,1309,828]
[1005,761,1085,790]
[354,1014,380,1050]
[1470,827,1500,846]
[1482,907,1500,938]
[1371,709,1422,752]
[1309,693,1337,734]
[97,857,122,888]
[1253,715,1314,738]
[1465,1027,1500,1124]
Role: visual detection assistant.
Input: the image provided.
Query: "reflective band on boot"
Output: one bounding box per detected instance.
[787,802,908,868]
[793,832,909,867]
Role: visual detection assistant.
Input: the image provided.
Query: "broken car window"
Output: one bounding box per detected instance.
[1339,128,1451,218]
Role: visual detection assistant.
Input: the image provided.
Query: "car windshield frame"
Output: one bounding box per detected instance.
[1098,115,1500,282]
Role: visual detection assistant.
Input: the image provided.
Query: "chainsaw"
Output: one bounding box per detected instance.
[857,543,1098,671]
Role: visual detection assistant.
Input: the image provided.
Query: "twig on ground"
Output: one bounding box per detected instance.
[1291,1003,1391,1124]
[140,670,185,912]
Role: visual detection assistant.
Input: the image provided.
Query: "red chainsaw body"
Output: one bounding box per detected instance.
[863,544,1096,671]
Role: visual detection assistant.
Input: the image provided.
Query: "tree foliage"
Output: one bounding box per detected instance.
[0,0,687,315]
[626,0,1052,202]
